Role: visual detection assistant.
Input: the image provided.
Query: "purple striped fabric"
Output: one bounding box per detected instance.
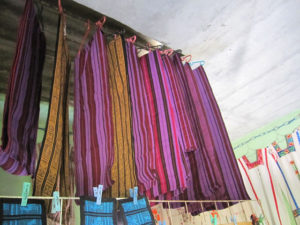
[125,41,157,192]
[141,50,188,196]
[0,0,45,175]
[161,55,198,152]
[176,63,249,214]
[74,28,114,197]
[189,65,248,200]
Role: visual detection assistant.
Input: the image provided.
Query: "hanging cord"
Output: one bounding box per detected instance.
[95,16,106,29]
[77,20,91,56]
[77,16,106,56]
[58,0,63,14]
[160,49,174,56]
[126,35,137,44]
[181,54,192,63]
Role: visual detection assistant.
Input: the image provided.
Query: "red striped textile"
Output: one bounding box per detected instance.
[74,28,114,197]
[0,0,45,175]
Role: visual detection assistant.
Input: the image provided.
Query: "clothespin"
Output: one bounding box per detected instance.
[258,215,265,225]
[96,184,103,205]
[21,182,31,206]
[93,187,98,197]
[210,214,217,225]
[189,60,205,66]
[133,186,138,205]
[230,215,237,225]
[51,191,60,213]
[129,188,133,197]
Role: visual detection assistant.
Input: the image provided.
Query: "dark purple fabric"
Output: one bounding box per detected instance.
[177,62,249,214]
[0,0,45,175]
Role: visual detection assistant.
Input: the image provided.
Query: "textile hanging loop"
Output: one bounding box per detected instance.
[58,0,63,14]
[77,19,91,55]
[181,54,192,63]
[126,35,136,44]
[160,49,174,56]
[95,16,106,29]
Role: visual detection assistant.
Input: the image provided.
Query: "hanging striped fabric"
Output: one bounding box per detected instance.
[106,35,137,197]
[74,28,114,197]
[140,50,188,198]
[184,64,249,201]
[33,12,71,203]
[0,0,45,175]
[125,41,157,192]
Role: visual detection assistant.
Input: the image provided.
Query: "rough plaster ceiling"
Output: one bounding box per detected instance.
[74,0,300,141]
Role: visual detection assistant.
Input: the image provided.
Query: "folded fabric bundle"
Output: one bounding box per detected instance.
[80,196,117,225]
[0,0,45,175]
[119,197,155,225]
[0,198,46,225]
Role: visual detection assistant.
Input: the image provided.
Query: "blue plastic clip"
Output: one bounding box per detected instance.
[129,188,133,197]
[51,191,60,213]
[133,186,138,205]
[93,187,98,197]
[96,184,103,205]
[21,182,31,207]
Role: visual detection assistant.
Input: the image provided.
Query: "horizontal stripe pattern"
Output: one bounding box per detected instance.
[74,28,114,197]
[0,0,45,176]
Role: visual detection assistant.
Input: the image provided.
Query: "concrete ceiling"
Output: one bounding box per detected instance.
[74,0,300,141]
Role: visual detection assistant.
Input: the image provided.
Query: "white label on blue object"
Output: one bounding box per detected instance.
[133,186,138,205]
[129,188,133,197]
[21,182,31,206]
[96,185,103,205]
[93,187,98,197]
[53,191,61,212]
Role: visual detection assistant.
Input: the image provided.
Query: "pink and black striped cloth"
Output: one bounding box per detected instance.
[0,0,45,175]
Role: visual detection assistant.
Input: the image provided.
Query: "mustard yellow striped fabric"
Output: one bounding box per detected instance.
[33,14,71,201]
[106,36,137,197]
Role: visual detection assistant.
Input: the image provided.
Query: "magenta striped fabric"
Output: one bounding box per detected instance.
[0,0,45,175]
[125,41,157,192]
[140,50,188,197]
[140,56,168,198]
[74,28,114,197]
[188,65,248,200]
[161,55,198,153]
[178,63,249,214]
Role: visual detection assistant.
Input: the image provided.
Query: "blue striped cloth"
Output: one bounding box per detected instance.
[119,197,155,225]
[80,196,117,225]
[0,198,46,225]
